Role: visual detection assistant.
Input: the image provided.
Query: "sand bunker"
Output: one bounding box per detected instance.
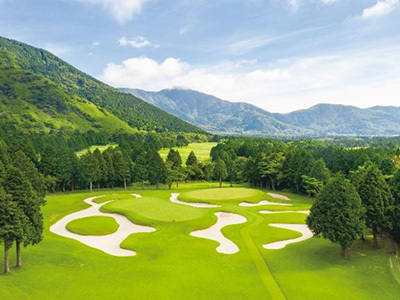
[267,193,290,200]
[170,193,220,208]
[239,200,292,207]
[263,223,313,250]
[190,212,247,254]
[50,195,155,257]
[260,210,309,215]
[131,193,142,198]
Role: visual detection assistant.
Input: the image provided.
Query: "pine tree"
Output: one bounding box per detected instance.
[79,151,99,192]
[186,151,198,166]
[147,151,167,189]
[307,173,365,259]
[133,154,148,189]
[357,165,394,248]
[390,170,400,241]
[113,151,131,190]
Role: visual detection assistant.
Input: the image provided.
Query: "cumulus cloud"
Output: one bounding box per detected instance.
[77,0,147,23]
[118,36,159,49]
[92,41,100,46]
[101,46,400,112]
[42,43,72,57]
[361,0,399,20]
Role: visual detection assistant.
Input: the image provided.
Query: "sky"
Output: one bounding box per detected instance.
[0,0,399,113]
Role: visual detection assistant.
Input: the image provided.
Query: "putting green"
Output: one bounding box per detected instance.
[66,216,119,236]
[101,197,209,223]
[181,187,265,202]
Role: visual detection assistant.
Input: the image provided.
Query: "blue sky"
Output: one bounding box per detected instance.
[0,0,399,112]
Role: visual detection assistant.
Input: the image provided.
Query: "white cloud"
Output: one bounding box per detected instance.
[101,46,400,113]
[179,23,193,35]
[118,36,159,49]
[92,41,100,46]
[320,0,338,4]
[361,0,399,20]
[77,0,147,23]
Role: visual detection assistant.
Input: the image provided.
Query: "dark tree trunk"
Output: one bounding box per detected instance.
[97,182,100,189]
[341,246,349,259]
[123,177,127,191]
[142,182,145,190]
[4,245,10,274]
[176,181,179,187]
[219,178,222,187]
[89,181,93,192]
[16,241,21,267]
[373,227,379,248]
[62,183,66,192]
[230,179,233,187]
[268,175,275,190]
[168,183,172,190]
[361,234,366,242]
[156,181,159,190]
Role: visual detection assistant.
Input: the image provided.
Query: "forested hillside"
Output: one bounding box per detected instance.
[0,37,204,135]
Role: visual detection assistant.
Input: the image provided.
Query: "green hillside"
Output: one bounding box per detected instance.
[0,36,204,135]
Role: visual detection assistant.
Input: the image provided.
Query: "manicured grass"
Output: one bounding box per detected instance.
[76,144,118,157]
[159,142,217,163]
[180,187,266,203]
[66,216,119,236]
[102,197,210,223]
[1,184,399,299]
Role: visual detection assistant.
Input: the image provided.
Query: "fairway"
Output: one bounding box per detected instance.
[159,142,217,163]
[1,185,400,299]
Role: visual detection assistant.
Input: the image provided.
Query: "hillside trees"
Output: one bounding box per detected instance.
[213,158,228,187]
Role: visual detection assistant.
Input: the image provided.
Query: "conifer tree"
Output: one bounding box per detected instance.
[186,151,198,166]
[213,158,228,187]
[133,154,148,189]
[307,173,365,259]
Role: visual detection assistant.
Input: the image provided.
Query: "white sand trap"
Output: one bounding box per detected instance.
[267,193,290,200]
[170,193,220,208]
[239,200,292,207]
[260,210,309,215]
[131,193,142,198]
[190,212,246,254]
[50,195,155,257]
[263,223,313,250]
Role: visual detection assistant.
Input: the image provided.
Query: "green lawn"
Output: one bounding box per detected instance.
[76,144,118,157]
[1,184,399,299]
[66,216,119,236]
[159,142,217,163]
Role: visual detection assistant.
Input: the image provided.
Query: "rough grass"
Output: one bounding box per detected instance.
[66,216,119,236]
[159,142,217,163]
[76,144,118,157]
[1,184,399,299]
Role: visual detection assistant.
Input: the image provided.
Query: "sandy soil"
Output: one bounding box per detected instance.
[190,212,247,254]
[170,193,220,208]
[259,210,310,215]
[239,200,292,207]
[267,193,290,200]
[50,195,156,257]
[262,223,313,250]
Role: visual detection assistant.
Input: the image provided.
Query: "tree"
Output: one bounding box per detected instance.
[133,154,148,189]
[147,151,167,189]
[0,188,25,273]
[213,158,227,187]
[390,170,400,242]
[309,158,331,184]
[186,151,198,166]
[307,173,365,259]
[3,166,45,268]
[356,165,394,248]
[113,151,131,190]
[257,152,284,190]
[79,151,99,192]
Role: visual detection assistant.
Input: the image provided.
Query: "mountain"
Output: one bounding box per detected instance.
[122,88,400,137]
[0,36,204,135]
[121,88,302,136]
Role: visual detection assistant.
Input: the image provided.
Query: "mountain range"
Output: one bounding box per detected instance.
[122,88,400,137]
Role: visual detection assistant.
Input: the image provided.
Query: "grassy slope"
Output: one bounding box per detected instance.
[1,184,399,299]
[159,142,217,163]
[66,216,119,236]
[75,144,118,157]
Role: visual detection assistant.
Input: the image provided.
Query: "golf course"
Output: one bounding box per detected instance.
[1,183,399,299]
